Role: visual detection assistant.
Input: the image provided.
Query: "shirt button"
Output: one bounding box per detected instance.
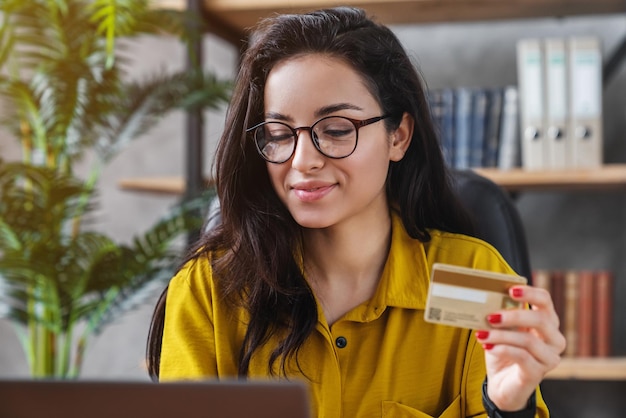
[335,336,347,349]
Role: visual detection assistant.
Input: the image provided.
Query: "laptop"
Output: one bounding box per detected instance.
[0,379,311,418]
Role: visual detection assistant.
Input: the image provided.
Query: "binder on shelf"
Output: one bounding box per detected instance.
[568,36,603,168]
[516,39,546,170]
[543,38,570,169]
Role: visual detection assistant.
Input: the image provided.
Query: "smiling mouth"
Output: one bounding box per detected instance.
[292,184,335,202]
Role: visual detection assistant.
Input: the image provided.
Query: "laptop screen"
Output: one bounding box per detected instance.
[0,379,311,418]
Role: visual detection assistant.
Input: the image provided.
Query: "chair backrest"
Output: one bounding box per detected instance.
[450,169,532,281]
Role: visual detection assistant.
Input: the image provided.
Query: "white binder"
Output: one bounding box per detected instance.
[517,39,547,170]
[567,36,603,168]
[543,38,569,169]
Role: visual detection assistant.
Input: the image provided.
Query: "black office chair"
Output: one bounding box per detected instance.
[450,169,532,281]
[147,169,532,380]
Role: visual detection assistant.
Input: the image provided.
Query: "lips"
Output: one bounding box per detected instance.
[291,182,336,202]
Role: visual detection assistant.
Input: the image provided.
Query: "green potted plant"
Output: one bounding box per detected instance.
[0,0,231,378]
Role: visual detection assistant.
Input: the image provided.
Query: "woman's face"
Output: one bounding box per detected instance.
[262,54,410,230]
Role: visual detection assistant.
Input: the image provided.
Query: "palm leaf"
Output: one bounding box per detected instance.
[88,0,144,68]
[0,13,16,70]
[95,69,231,162]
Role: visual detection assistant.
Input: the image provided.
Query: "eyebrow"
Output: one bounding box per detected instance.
[264,103,364,122]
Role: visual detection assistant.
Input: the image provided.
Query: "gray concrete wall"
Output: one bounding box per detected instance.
[1,13,625,386]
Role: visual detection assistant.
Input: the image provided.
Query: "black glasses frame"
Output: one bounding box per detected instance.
[246,114,391,163]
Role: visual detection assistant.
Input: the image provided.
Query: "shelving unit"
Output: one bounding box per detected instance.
[136,0,626,387]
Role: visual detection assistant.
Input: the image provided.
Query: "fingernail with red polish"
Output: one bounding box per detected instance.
[476,330,489,340]
[511,287,524,298]
[487,313,502,324]
[483,343,495,350]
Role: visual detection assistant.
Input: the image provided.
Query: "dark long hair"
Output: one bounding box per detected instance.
[147,6,473,381]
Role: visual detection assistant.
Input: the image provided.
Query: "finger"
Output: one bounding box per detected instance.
[478,328,563,370]
[509,285,555,313]
[486,309,565,352]
[504,285,561,328]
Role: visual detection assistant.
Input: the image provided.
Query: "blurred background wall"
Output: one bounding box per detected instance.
[1,12,624,391]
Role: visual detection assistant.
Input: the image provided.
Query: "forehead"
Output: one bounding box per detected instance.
[263,54,380,114]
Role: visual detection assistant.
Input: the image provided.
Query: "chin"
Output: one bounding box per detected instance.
[290,212,336,230]
[293,218,333,229]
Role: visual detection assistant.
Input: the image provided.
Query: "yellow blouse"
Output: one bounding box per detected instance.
[160,214,549,418]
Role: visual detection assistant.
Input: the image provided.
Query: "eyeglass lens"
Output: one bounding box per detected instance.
[254,116,358,163]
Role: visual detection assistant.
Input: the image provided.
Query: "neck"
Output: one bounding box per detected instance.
[303,210,393,325]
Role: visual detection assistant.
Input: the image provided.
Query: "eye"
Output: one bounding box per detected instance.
[263,124,294,142]
[315,118,354,139]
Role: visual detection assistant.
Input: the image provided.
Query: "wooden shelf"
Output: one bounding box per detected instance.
[119,164,626,194]
[545,357,626,381]
[119,176,196,195]
[152,0,626,45]
[473,164,626,192]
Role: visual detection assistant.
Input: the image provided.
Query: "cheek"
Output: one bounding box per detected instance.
[356,138,393,174]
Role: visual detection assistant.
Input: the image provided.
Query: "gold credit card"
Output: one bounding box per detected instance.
[424,263,527,330]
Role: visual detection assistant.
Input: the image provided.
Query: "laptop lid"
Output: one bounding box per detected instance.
[0,379,311,418]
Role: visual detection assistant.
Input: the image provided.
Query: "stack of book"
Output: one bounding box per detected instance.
[428,86,520,170]
[516,36,603,170]
[532,269,613,358]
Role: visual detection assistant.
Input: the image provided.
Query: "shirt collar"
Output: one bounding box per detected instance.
[370,212,430,311]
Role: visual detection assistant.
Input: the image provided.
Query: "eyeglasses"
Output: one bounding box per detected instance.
[246,115,391,164]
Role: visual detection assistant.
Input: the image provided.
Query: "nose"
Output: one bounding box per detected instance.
[291,129,324,172]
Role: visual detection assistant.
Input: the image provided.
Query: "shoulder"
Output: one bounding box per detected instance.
[168,253,216,302]
[425,230,515,275]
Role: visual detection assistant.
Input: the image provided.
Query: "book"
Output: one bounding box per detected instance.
[483,87,503,168]
[550,270,566,335]
[594,270,613,357]
[440,88,456,168]
[575,270,594,357]
[497,86,520,170]
[563,270,579,357]
[454,87,472,169]
[429,89,447,163]
[469,88,488,168]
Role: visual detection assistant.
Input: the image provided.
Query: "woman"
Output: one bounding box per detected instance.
[147,7,565,417]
